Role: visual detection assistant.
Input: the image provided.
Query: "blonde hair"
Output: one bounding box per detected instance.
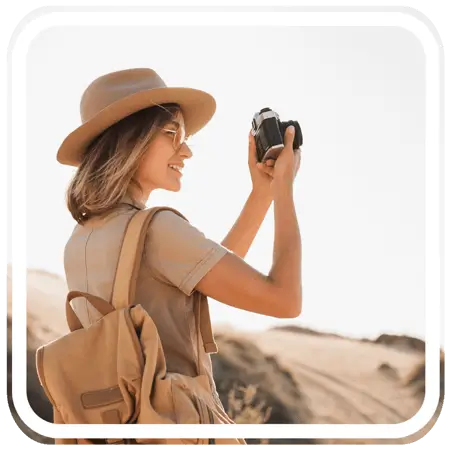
[66,103,181,224]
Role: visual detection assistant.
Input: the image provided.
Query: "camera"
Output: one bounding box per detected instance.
[251,107,303,163]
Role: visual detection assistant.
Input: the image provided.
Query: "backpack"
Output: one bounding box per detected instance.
[35,206,246,445]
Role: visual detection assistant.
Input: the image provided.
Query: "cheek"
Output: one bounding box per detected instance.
[138,153,160,181]
[137,144,171,181]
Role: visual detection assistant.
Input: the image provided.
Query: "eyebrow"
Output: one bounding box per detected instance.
[166,120,181,129]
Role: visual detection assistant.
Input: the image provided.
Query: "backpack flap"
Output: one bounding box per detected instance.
[35,292,144,425]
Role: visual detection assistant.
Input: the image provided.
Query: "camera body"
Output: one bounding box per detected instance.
[251,107,303,163]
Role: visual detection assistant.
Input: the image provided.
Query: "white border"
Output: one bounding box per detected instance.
[11,10,441,440]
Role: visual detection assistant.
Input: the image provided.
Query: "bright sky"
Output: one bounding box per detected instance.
[19,23,429,342]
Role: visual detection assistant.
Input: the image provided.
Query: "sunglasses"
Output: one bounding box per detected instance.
[159,121,188,151]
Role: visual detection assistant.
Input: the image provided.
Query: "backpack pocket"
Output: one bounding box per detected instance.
[168,373,246,445]
[168,373,217,444]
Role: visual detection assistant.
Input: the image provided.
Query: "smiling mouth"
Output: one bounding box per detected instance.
[168,165,183,175]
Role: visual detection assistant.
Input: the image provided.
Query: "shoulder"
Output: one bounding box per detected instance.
[148,208,190,235]
[145,208,214,251]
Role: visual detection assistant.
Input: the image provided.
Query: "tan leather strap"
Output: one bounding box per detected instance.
[199,294,218,354]
[111,207,186,310]
[194,292,218,376]
[66,290,115,332]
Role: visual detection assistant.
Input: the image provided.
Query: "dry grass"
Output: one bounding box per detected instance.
[226,384,271,445]
[227,384,272,424]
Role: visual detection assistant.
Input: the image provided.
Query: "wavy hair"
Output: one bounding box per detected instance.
[66,103,181,224]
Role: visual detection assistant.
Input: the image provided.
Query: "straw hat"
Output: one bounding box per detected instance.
[56,68,216,166]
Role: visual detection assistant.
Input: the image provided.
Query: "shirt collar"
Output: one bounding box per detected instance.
[120,192,146,210]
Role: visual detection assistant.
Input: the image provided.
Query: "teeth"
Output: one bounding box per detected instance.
[169,165,182,172]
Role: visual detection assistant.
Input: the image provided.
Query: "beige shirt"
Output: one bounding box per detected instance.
[63,195,229,399]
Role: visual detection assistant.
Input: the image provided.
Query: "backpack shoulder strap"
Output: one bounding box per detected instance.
[193,291,219,375]
[111,206,187,310]
[196,293,218,355]
[111,205,219,368]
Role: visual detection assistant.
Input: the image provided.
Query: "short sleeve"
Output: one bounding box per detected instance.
[143,210,229,296]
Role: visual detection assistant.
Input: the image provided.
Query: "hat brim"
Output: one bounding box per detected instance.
[56,87,216,167]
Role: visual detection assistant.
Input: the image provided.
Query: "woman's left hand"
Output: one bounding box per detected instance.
[248,130,275,198]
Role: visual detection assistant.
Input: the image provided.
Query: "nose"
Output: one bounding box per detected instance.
[178,143,193,159]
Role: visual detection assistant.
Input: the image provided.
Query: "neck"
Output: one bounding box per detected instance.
[128,184,151,207]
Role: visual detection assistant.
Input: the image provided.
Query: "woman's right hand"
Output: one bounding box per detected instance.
[257,125,301,194]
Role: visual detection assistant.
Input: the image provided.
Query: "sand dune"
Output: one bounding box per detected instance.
[6,267,443,445]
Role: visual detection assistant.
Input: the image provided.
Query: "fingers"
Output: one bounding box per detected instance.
[276,126,296,164]
[283,125,296,150]
[248,130,256,147]
[248,130,259,165]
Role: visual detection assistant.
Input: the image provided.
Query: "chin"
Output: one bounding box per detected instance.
[164,182,181,193]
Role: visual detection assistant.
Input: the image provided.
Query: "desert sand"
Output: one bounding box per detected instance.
[7,267,443,445]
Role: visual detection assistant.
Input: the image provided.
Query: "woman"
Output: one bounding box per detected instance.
[58,67,302,424]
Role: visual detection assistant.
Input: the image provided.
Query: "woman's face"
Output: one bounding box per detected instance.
[135,111,193,195]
